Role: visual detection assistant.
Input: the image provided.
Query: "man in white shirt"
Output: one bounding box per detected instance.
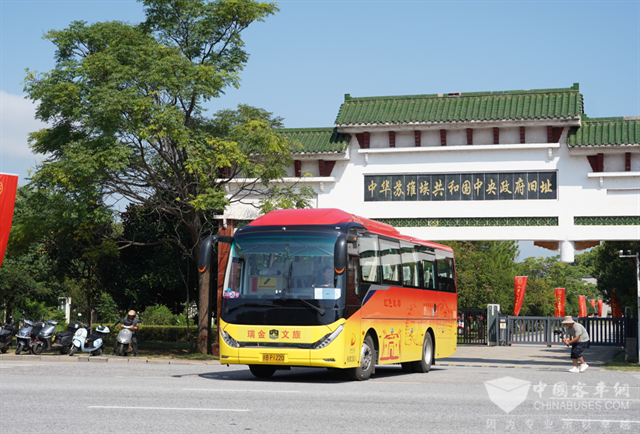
[561,316,590,373]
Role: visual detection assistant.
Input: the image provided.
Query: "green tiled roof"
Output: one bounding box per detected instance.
[335,84,583,126]
[277,128,350,154]
[566,117,640,148]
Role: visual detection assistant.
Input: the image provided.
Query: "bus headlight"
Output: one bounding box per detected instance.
[221,330,240,348]
[313,324,344,350]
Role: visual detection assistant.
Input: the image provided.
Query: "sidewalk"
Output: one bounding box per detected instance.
[438,344,622,370]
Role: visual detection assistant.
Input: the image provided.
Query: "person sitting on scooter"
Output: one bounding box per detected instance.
[111,310,140,357]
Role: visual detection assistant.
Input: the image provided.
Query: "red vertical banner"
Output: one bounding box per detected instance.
[0,173,19,269]
[578,295,588,317]
[589,299,596,316]
[610,288,622,318]
[513,276,527,316]
[554,288,565,317]
[597,300,603,317]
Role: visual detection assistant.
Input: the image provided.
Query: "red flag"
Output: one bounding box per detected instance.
[513,276,527,316]
[597,300,603,317]
[0,173,19,269]
[554,288,565,317]
[589,299,596,309]
[578,295,588,317]
[611,288,622,318]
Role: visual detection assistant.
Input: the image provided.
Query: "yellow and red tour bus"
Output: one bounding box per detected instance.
[199,208,457,380]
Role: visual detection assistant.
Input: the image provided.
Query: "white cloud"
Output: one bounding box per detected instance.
[0,90,48,159]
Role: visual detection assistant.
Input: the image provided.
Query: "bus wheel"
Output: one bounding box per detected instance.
[249,365,277,378]
[349,335,375,381]
[411,333,433,373]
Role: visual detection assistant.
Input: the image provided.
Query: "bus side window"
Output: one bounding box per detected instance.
[435,253,455,293]
[401,241,420,288]
[422,259,435,290]
[346,257,362,316]
[359,235,380,284]
[379,238,401,285]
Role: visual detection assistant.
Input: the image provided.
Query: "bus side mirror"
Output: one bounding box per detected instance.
[199,235,233,274]
[334,236,348,275]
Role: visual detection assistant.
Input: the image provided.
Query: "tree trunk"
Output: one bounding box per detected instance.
[197,266,210,354]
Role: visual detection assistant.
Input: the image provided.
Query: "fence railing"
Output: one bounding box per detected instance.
[457,308,487,345]
[499,316,636,347]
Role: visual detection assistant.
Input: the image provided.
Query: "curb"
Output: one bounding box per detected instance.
[0,354,220,365]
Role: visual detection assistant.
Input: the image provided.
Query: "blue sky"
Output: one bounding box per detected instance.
[1,0,638,259]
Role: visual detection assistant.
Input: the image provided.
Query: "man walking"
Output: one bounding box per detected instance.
[561,316,590,372]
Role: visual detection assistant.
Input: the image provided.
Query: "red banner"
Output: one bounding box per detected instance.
[513,276,527,316]
[611,288,622,318]
[578,295,588,317]
[0,173,19,269]
[554,288,565,317]
[597,300,603,317]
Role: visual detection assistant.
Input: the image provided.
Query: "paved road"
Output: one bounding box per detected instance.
[1,346,638,434]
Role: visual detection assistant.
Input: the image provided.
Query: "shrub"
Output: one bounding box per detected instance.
[140,304,178,325]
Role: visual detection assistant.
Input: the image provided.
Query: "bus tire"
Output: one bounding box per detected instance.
[249,365,277,378]
[411,333,433,373]
[348,335,375,381]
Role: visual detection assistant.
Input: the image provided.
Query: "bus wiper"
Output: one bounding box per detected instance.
[283,297,325,316]
[224,302,277,314]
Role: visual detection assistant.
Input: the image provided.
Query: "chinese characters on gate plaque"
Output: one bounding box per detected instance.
[364,172,557,202]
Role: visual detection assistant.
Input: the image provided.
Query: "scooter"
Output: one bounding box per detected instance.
[30,320,80,355]
[69,322,110,356]
[15,318,45,355]
[0,318,17,353]
[114,322,138,356]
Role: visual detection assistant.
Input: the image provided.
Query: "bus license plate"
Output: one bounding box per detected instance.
[262,353,285,363]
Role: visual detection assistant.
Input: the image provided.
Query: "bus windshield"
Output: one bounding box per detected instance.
[224,232,341,303]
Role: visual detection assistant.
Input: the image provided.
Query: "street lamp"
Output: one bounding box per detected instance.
[619,250,640,363]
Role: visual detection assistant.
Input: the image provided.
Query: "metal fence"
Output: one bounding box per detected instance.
[499,316,637,347]
[457,308,487,345]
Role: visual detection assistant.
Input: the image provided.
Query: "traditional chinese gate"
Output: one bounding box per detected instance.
[457,308,487,344]
[500,316,636,347]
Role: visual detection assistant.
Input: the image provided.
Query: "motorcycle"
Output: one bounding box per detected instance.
[30,320,80,355]
[114,322,139,356]
[69,321,110,356]
[0,318,17,353]
[15,318,45,355]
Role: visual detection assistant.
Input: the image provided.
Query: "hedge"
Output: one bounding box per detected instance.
[94,325,201,343]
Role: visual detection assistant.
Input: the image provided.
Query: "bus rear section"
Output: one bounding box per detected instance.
[201,208,457,380]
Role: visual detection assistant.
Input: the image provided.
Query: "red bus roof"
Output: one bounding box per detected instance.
[249,208,452,252]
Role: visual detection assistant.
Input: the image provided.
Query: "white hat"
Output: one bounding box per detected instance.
[561,316,575,324]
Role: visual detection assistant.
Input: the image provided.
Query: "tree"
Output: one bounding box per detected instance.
[24,0,310,353]
[593,241,640,315]
[447,241,518,311]
[516,252,598,316]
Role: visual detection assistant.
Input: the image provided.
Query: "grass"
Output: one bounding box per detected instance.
[127,341,219,361]
[604,351,640,371]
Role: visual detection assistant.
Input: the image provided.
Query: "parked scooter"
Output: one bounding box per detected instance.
[69,318,110,356]
[15,317,45,355]
[0,317,17,353]
[30,320,80,355]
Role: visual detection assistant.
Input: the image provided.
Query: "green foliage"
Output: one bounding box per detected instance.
[22,2,303,355]
[448,241,518,311]
[98,324,197,342]
[593,241,640,315]
[141,304,180,325]
[516,253,598,317]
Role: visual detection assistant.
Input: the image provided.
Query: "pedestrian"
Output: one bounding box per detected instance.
[561,316,590,372]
